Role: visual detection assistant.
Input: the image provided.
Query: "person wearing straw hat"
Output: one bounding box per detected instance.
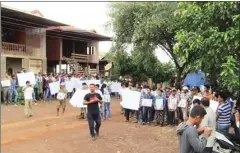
[56,83,68,116]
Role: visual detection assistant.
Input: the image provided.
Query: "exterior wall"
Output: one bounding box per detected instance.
[1,56,6,77]
[26,28,46,59]
[1,28,47,75]
[46,36,61,61]
[6,57,22,74]
[15,31,26,44]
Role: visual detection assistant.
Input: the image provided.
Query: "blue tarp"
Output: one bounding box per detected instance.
[184,71,207,88]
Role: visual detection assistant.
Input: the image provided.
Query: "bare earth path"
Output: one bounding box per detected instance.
[1,98,178,153]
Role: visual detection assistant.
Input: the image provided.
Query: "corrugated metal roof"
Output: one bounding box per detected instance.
[47,26,112,41]
[1,5,68,27]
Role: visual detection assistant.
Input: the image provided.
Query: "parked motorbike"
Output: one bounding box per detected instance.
[213,130,240,153]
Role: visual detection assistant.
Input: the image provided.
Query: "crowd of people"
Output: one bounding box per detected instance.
[1,71,240,150]
[1,71,101,105]
[118,81,240,153]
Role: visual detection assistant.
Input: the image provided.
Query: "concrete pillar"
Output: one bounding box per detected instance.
[88,64,90,75]
[22,58,30,72]
[42,58,47,73]
[1,56,6,77]
[96,64,99,74]
[72,41,75,54]
[59,61,62,74]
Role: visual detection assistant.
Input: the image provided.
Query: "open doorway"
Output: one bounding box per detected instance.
[6,57,22,76]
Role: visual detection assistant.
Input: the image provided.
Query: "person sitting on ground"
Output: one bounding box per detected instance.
[177,105,212,153]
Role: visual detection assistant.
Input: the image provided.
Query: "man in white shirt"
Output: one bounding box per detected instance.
[22,81,34,118]
[199,98,216,153]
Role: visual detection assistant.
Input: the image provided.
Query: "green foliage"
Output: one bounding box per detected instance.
[108,2,188,87]
[175,2,240,97]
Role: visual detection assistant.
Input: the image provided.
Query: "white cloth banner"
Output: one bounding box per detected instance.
[178,99,187,108]
[141,99,153,107]
[49,81,60,95]
[168,98,178,110]
[210,100,219,112]
[120,90,141,110]
[1,80,11,87]
[72,78,82,89]
[57,92,66,100]
[110,82,121,93]
[65,81,74,92]
[17,72,36,87]
[69,89,89,108]
[154,99,164,110]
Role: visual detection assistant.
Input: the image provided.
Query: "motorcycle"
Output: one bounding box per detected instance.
[213,130,240,153]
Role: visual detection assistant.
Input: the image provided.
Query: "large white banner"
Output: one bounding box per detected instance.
[65,81,74,92]
[110,82,121,93]
[120,90,141,110]
[49,81,60,95]
[17,72,36,87]
[69,89,90,108]
[1,80,11,87]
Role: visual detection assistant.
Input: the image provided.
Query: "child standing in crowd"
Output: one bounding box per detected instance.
[22,81,34,118]
[154,89,166,126]
[2,72,12,105]
[101,84,111,120]
[56,83,68,116]
[10,75,18,104]
[134,86,143,123]
[79,82,88,119]
[95,84,104,119]
[141,87,155,125]
[168,88,179,126]
[178,86,190,122]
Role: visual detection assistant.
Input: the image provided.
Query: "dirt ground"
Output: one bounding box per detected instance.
[1,98,179,153]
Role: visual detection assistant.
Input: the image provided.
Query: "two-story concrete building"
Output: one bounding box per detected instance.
[1,5,111,76]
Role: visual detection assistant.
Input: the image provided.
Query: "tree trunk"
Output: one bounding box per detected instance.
[175,69,183,90]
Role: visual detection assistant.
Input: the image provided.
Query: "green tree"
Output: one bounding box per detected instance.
[175,2,240,97]
[108,2,193,88]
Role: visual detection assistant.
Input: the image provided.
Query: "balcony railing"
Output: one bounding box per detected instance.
[2,42,27,53]
[70,53,99,64]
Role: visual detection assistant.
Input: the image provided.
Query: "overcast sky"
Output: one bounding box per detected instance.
[2,2,171,62]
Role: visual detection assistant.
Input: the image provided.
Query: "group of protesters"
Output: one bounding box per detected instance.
[118,81,240,136]
[1,71,240,146]
[1,71,101,104]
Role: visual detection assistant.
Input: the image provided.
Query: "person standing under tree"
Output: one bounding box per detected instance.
[56,83,68,116]
[22,81,34,118]
[84,84,103,141]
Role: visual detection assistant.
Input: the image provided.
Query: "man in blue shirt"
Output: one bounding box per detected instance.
[217,91,232,133]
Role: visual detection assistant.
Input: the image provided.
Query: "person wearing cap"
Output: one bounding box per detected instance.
[188,86,203,111]
[56,83,68,116]
[178,86,191,122]
[168,88,180,126]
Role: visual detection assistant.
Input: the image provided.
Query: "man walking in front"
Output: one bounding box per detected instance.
[84,84,103,141]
